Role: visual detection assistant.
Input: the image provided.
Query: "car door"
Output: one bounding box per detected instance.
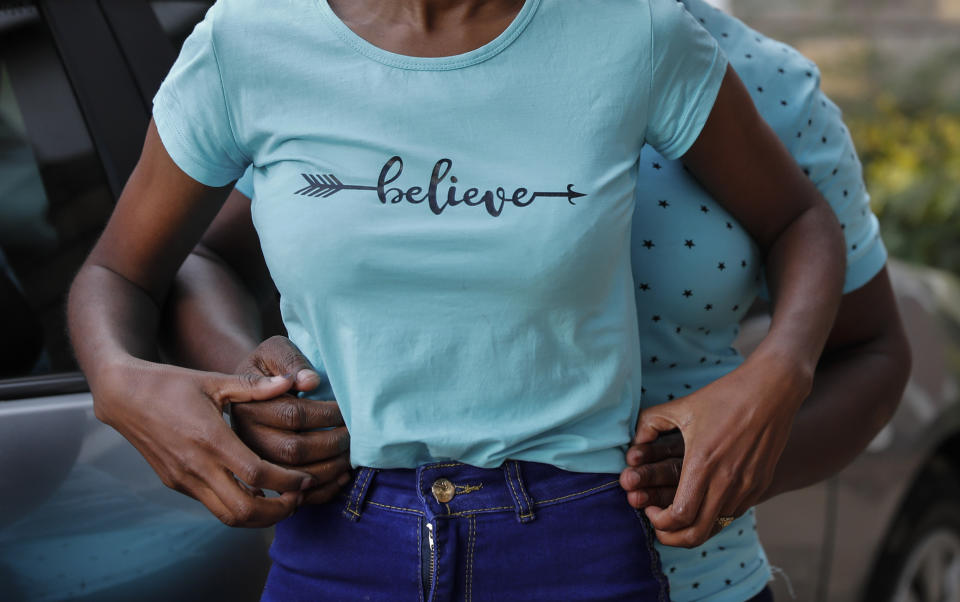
[0,2,270,600]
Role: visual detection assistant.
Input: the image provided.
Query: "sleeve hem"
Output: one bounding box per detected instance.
[153,92,243,188]
[843,236,888,294]
[657,51,728,161]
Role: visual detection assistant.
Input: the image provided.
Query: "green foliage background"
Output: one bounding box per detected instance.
[732,1,960,276]
[850,98,960,276]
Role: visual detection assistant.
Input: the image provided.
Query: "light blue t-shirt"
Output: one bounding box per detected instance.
[630,1,886,600]
[154,0,728,473]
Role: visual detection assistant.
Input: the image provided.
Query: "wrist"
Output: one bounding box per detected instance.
[89,354,155,425]
[747,341,814,407]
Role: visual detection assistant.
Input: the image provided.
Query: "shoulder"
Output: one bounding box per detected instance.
[204,0,321,48]
[201,0,337,75]
[681,1,821,101]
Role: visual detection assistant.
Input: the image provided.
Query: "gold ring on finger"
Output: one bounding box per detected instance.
[716,515,736,530]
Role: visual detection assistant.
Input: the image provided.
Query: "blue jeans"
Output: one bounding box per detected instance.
[262,460,669,601]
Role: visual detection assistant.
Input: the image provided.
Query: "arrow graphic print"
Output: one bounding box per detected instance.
[293,156,588,217]
[294,174,377,198]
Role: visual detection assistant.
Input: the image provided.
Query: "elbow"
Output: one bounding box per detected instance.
[874,325,913,430]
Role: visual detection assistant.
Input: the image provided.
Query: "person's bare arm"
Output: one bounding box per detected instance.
[633,65,847,548]
[622,267,911,508]
[160,189,353,503]
[160,188,276,371]
[68,122,317,527]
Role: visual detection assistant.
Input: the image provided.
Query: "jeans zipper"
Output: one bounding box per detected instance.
[423,521,435,598]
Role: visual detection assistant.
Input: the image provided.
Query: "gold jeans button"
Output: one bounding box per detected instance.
[431,478,455,503]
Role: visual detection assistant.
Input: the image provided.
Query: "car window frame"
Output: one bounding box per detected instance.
[0,0,154,400]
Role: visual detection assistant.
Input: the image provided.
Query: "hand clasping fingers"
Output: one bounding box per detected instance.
[205,467,301,528]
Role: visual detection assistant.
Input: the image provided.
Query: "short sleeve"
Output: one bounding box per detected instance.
[234,165,254,198]
[152,3,248,187]
[645,0,728,160]
[789,92,887,293]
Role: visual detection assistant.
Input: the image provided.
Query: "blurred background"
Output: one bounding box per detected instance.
[731,0,960,278]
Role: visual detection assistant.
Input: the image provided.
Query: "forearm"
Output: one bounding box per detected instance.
[160,250,263,373]
[67,263,163,399]
[751,202,845,389]
[762,337,908,500]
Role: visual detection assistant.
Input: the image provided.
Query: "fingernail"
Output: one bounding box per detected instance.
[269,375,289,384]
[301,477,317,491]
[296,369,318,381]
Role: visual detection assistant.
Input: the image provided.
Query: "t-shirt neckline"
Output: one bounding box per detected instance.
[315,0,541,71]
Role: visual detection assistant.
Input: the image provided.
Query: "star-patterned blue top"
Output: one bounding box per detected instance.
[631,1,886,600]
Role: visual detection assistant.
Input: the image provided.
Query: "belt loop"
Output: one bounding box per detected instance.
[342,467,377,522]
[502,460,535,523]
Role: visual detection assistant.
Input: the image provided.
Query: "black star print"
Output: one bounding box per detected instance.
[757,86,764,93]
[667,393,675,400]
[675,326,682,333]
[684,239,695,249]
[840,223,846,230]
[651,315,661,323]
[643,240,654,249]
[715,359,722,364]
[684,383,691,389]
[669,567,676,574]
[777,67,785,74]
[721,32,729,37]
[809,119,813,126]
[650,356,659,364]
[832,168,838,175]
[725,579,732,586]
[740,562,746,568]
[781,100,788,106]
[652,162,662,170]
[693,583,700,589]
[658,199,669,208]
[803,168,810,176]
[639,282,650,291]
[741,260,747,268]
[705,329,711,335]
[852,243,858,250]
[726,221,733,229]
[683,289,693,297]
[732,305,739,311]
[669,363,677,369]
[717,262,726,271]
[701,551,708,558]
[745,53,752,59]
[700,205,710,213]
[699,357,707,363]
[806,71,813,77]
[641,387,646,395]
[843,189,849,197]
[797,131,802,138]
[822,136,827,143]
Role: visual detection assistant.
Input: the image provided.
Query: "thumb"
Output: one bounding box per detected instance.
[256,336,321,393]
[208,372,294,409]
[635,405,683,445]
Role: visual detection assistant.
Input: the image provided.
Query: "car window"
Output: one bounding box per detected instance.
[149,1,214,52]
[0,3,115,380]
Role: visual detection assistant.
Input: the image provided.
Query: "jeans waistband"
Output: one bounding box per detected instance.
[342,460,621,524]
